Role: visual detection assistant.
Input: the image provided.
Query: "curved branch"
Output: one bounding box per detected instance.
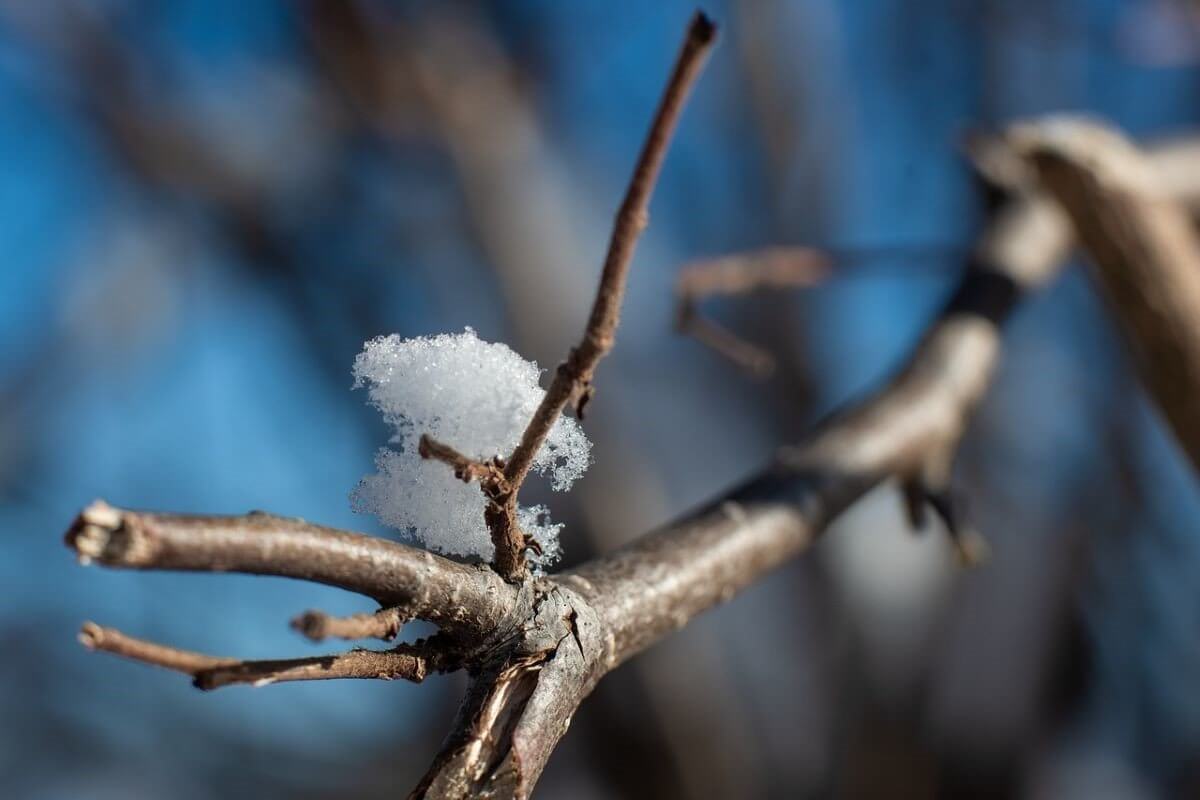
[65,501,519,638]
[565,123,1200,667]
[1011,116,1200,473]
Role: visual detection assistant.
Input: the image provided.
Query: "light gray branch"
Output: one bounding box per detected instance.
[1012,116,1200,473]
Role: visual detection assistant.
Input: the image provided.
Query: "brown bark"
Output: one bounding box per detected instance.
[490,13,718,580]
[291,607,408,642]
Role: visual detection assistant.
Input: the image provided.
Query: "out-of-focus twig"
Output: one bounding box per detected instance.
[674,246,828,375]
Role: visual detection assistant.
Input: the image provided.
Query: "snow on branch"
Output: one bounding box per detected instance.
[351,328,591,569]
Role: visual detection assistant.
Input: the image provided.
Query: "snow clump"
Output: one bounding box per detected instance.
[350,328,591,569]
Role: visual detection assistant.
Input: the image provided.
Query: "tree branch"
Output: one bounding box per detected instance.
[65,500,520,639]
[470,12,718,581]
[80,622,439,689]
[291,607,408,642]
[58,26,1200,796]
[570,211,1062,665]
[675,246,829,374]
[418,434,507,486]
[1010,116,1200,473]
[408,139,1080,796]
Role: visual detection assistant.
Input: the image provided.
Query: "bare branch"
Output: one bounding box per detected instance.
[65,500,520,638]
[505,11,716,481]
[196,648,434,690]
[291,607,408,642]
[444,12,720,582]
[674,246,828,374]
[570,174,1071,668]
[54,11,1200,794]
[80,622,438,690]
[676,312,778,375]
[677,246,830,298]
[80,622,234,675]
[1011,116,1200,473]
[564,128,1200,670]
[412,583,608,798]
[409,140,1082,797]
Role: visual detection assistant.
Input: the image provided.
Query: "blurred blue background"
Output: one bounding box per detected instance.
[2,1,1200,797]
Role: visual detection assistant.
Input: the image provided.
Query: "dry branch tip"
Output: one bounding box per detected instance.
[290,607,408,642]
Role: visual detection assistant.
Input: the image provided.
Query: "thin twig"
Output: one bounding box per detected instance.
[465,11,718,581]
[197,649,433,690]
[1011,116,1200,474]
[65,124,1200,797]
[412,148,1081,795]
[79,622,235,674]
[676,246,829,297]
[677,312,778,375]
[290,607,409,642]
[80,622,439,689]
[418,434,507,486]
[674,246,828,374]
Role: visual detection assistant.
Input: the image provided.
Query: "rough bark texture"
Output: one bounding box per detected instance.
[1012,117,1200,473]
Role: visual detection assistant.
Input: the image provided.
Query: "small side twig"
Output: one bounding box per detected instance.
[80,622,440,689]
[80,622,235,675]
[418,434,507,487]
[290,607,409,642]
[674,246,828,374]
